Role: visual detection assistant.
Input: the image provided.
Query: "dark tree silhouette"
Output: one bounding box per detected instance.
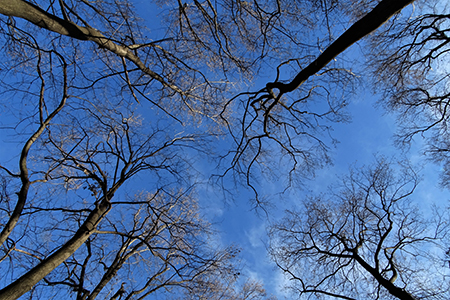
[270,158,449,300]
[0,0,421,298]
[364,2,450,187]
[221,0,415,200]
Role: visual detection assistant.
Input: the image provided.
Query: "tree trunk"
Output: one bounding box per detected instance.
[353,253,417,300]
[0,0,181,93]
[0,193,115,300]
[267,0,415,94]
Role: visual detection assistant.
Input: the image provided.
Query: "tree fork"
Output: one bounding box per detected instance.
[0,193,115,300]
[266,0,415,94]
[0,0,183,94]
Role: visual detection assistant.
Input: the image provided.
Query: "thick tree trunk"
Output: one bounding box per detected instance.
[0,0,89,39]
[267,0,415,94]
[0,193,115,300]
[353,254,417,300]
[0,0,182,93]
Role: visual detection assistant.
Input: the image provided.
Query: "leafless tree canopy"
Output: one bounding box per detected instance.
[270,159,450,300]
[0,0,289,298]
[366,1,450,185]
[2,0,450,299]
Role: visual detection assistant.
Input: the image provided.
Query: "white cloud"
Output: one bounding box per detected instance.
[245,222,267,248]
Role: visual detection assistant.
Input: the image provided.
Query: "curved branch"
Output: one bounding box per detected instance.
[0,52,68,246]
[352,251,416,300]
[0,0,184,95]
[267,0,415,95]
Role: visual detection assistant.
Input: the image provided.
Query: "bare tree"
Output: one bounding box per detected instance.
[0,0,429,298]
[219,0,415,200]
[269,158,450,299]
[0,0,277,298]
[0,17,250,297]
[0,51,241,298]
[43,190,241,300]
[362,1,450,187]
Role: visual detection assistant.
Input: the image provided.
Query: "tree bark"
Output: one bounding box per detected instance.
[267,0,415,94]
[0,0,182,93]
[0,190,117,300]
[0,95,67,246]
[353,253,417,300]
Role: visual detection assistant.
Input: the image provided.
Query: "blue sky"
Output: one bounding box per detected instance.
[203,90,449,298]
[193,43,450,294]
[1,0,449,299]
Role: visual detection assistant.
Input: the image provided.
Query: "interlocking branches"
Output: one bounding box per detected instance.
[270,158,450,299]
[216,0,415,202]
[368,8,450,186]
[37,190,241,300]
[0,50,234,298]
